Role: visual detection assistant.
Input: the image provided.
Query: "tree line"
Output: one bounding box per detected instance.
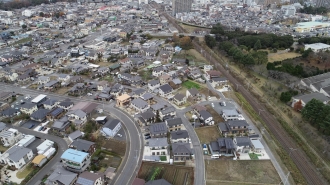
[0,0,75,10]
[299,5,329,15]
[301,99,330,135]
[298,37,330,45]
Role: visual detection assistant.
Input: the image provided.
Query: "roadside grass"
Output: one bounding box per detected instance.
[0,145,8,153]
[205,160,280,184]
[182,80,201,89]
[268,52,302,63]
[195,126,221,144]
[16,165,33,179]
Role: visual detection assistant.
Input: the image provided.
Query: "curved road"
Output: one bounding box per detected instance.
[0,83,143,185]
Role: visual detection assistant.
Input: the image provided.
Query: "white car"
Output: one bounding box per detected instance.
[87,93,93,96]
[117,134,123,137]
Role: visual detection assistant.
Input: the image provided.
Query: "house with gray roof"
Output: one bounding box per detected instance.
[30,109,49,122]
[20,102,38,115]
[233,137,251,153]
[1,108,20,117]
[165,117,183,132]
[291,92,329,109]
[138,111,156,126]
[52,116,71,132]
[209,138,235,157]
[186,88,200,99]
[131,98,150,113]
[146,179,172,185]
[160,106,176,121]
[170,130,190,143]
[147,138,168,156]
[66,109,87,126]
[45,166,77,185]
[148,80,160,92]
[218,120,249,136]
[43,98,59,110]
[173,93,186,106]
[101,118,122,138]
[158,84,173,98]
[199,110,214,125]
[172,142,192,162]
[131,88,146,98]
[76,171,103,185]
[68,130,83,142]
[150,122,167,138]
[0,145,33,169]
[70,139,96,155]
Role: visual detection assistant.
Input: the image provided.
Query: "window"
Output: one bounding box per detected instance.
[152,152,155,155]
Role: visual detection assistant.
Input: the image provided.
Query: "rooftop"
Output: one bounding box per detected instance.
[61,148,89,163]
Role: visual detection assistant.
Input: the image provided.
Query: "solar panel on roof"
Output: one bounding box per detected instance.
[76,177,94,185]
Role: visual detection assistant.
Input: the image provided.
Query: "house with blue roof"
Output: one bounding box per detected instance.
[61,149,90,172]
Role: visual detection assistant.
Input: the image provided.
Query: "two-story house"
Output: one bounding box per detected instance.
[158,84,173,98]
[138,111,156,126]
[159,74,172,85]
[172,143,192,162]
[38,76,50,85]
[173,93,187,106]
[160,107,176,121]
[30,109,49,122]
[186,88,200,100]
[45,167,77,185]
[218,120,250,136]
[0,128,22,147]
[209,138,235,157]
[165,118,183,132]
[233,137,251,154]
[221,109,245,121]
[152,66,166,77]
[148,80,160,92]
[43,98,59,110]
[150,122,167,138]
[76,171,103,185]
[101,118,122,138]
[66,109,87,126]
[131,98,150,113]
[170,130,190,143]
[61,149,90,172]
[0,145,33,169]
[199,110,214,125]
[147,138,168,156]
[20,103,38,115]
[70,139,96,155]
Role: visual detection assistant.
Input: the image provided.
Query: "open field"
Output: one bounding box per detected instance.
[205,160,281,185]
[268,52,301,63]
[98,62,111,67]
[174,49,207,64]
[195,126,220,144]
[182,80,201,89]
[0,145,8,153]
[138,161,194,185]
[16,165,33,179]
[101,138,126,157]
[55,87,70,95]
[205,104,224,122]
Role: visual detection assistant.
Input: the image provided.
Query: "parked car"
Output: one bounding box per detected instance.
[145,136,151,140]
[38,126,44,131]
[87,93,93,96]
[117,134,122,137]
[29,124,35,129]
[144,133,150,137]
[220,102,226,106]
[42,127,47,131]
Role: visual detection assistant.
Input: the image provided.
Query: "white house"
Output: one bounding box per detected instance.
[199,110,214,125]
[0,128,22,147]
[36,139,54,155]
[158,84,173,98]
[148,80,161,92]
[0,145,33,169]
[20,103,38,115]
[222,109,245,121]
[61,149,90,172]
[144,138,168,161]
[22,10,34,17]
[38,76,50,85]
[101,119,122,138]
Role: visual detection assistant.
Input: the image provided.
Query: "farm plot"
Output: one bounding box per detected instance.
[138,161,194,185]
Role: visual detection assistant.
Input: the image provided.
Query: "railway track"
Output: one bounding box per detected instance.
[154,2,328,184]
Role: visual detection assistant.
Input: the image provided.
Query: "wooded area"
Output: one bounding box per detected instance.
[0,0,75,10]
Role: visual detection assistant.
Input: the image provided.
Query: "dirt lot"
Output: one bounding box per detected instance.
[175,49,207,65]
[101,138,126,157]
[205,160,280,185]
[98,62,111,67]
[268,52,301,63]
[195,126,221,144]
[138,161,194,185]
[55,86,70,95]
[205,105,224,123]
[179,23,210,33]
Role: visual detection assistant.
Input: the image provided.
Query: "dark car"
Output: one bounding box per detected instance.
[29,124,35,129]
[145,136,151,140]
[144,133,150,137]
[21,102,25,104]
[38,126,44,131]
[42,127,47,131]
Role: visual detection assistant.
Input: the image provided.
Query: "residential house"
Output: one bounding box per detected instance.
[291,92,330,110]
[0,128,22,147]
[116,94,131,106]
[70,76,83,84]
[58,74,71,85]
[1,108,20,117]
[131,89,146,98]
[0,92,14,102]
[169,78,182,90]
[47,107,65,120]
[45,167,77,185]
[119,58,132,66]
[76,171,103,185]
[221,109,244,121]
[68,83,86,96]
[199,110,214,125]
[210,77,228,87]
[141,93,154,103]
[5,72,18,82]
[70,139,96,155]
[0,145,33,169]
[30,109,49,122]
[160,107,176,121]
[138,111,156,126]
[52,116,71,132]
[218,120,249,136]
[170,130,190,143]
[173,93,186,106]
[146,179,172,185]
[97,67,110,76]
[101,118,122,138]
[166,118,183,132]
[61,149,90,172]
[43,98,59,110]
[158,84,173,98]
[188,69,202,80]
[205,70,221,80]
[233,137,251,154]
[150,122,167,138]
[110,83,123,97]
[147,138,168,156]
[38,76,50,85]
[97,81,108,91]
[209,138,235,157]
[152,66,166,77]
[186,88,200,100]
[20,103,38,115]
[17,73,30,83]
[159,74,172,85]
[67,109,87,126]
[44,80,61,91]
[172,143,192,162]
[148,80,160,92]
[57,100,74,111]
[68,130,83,142]
[131,98,150,113]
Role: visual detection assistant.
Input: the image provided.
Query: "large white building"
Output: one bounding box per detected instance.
[0,128,23,147]
[305,43,330,53]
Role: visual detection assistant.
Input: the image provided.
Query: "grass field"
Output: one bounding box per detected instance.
[16,165,33,179]
[268,52,301,63]
[174,49,207,64]
[138,161,194,185]
[182,80,201,89]
[195,126,221,144]
[205,160,280,184]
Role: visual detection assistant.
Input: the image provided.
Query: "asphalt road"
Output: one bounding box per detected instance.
[0,83,143,185]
